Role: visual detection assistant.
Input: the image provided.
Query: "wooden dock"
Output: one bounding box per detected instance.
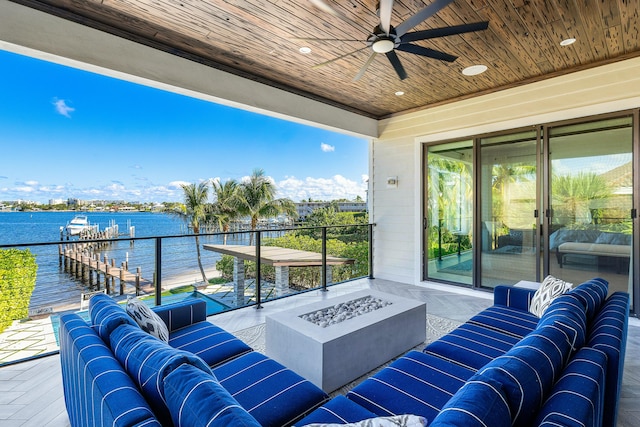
[58,243,153,296]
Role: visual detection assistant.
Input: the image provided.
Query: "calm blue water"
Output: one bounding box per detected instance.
[0,211,243,310]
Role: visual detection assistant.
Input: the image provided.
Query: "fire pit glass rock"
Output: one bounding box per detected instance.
[299,296,392,327]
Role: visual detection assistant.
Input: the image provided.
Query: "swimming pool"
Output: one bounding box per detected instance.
[156,291,229,316]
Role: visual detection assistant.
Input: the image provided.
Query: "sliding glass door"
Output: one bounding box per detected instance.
[479,130,539,288]
[425,141,473,285]
[424,113,636,307]
[546,117,634,295]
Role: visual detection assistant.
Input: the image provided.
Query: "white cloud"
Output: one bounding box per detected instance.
[167,180,192,189]
[53,98,75,118]
[277,175,366,201]
[320,143,335,152]
[0,175,367,204]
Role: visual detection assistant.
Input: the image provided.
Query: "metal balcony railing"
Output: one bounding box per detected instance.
[0,224,374,366]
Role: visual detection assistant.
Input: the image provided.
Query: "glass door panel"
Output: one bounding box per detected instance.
[547,117,633,295]
[425,141,473,285]
[479,131,539,288]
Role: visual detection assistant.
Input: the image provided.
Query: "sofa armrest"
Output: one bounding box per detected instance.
[494,285,536,311]
[153,298,207,332]
[59,313,162,427]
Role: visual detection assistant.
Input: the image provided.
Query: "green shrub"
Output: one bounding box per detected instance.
[0,249,38,333]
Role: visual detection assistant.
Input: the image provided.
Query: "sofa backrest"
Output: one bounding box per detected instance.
[537,292,588,353]
[569,278,609,321]
[59,313,161,427]
[110,323,214,427]
[587,292,630,427]
[429,374,511,427]
[535,346,607,427]
[476,324,572,426]
[88,293,138,346]
[152,298,207,332]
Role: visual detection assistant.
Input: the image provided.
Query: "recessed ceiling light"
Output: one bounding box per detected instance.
[299,47,312,54]
[462,65,488,76]
[395,91,405,96]
[560,38,576,46]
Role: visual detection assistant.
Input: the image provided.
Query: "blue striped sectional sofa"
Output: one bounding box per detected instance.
[60,277,628,427]
[59,295,329,427]
[295,278,629,427]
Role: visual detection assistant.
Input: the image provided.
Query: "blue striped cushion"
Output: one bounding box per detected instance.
[493,286,536,312]
[477,325,570,426]
[587,292,629,427]
[213,351,329,427]
[429,375,511,427]
[424,323,520,370]
[163,363,261,427]
[59,313,161,427]
[168,321,252,367]
[535,347,607,427]
[153,299,207,332]
[89,293,137,345]
[294,396,379,426]
[110,323,213,426]
[468,305,539,338]
[346,351,475,421]
[568,278,608,320]
[537,293,587,351]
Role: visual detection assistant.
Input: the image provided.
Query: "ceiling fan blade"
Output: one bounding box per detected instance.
[353,52,378,81]
[395,0,454,36]
[386,50,408,80]
[378,0,394,35]
[290,37,364,42]
[397,43,457,62]
[401,21,489,43]
[309,0,360,27]
[313,46,370,68]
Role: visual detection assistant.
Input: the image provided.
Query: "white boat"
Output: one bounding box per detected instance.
[65,215,90,236]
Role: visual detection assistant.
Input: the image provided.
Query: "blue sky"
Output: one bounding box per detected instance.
[0,49,369,204]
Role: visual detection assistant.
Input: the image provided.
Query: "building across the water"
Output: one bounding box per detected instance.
[295,201,367,221]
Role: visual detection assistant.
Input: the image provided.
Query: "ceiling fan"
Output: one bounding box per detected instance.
[305,0,489,81]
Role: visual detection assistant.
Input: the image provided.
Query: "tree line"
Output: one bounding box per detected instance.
[173,169,297,284]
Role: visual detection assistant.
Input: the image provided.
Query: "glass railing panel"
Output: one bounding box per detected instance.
[0,224,371,366]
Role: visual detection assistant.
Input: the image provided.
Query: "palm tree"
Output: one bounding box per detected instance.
[552,172,610,224]
[210,178,240,244]
[236,169,297,243]
[176,182,210,285]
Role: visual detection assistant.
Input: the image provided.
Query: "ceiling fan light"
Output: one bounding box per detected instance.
[372,39,395,53]
[462,65,487,76]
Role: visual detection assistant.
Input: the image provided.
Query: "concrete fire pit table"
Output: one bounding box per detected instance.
[265,289,426,393]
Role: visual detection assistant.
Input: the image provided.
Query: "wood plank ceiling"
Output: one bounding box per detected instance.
[13,0,640,119]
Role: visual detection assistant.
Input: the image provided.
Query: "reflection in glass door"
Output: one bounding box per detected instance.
[479,131,539,288]
[425,141,473,285]
[547,117,633,295]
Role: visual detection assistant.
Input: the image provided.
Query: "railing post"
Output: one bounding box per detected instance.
[155,237,162,306]
[321,226,328,291]
[368,223,374,279]
[255,231,262,309]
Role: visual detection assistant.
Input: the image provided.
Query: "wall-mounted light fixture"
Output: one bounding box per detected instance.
[386,176,398,188]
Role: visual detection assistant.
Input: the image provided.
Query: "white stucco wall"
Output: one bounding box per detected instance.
[372,57,640,285]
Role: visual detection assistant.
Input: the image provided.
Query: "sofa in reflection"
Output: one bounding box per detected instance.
[551,228,631,273]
